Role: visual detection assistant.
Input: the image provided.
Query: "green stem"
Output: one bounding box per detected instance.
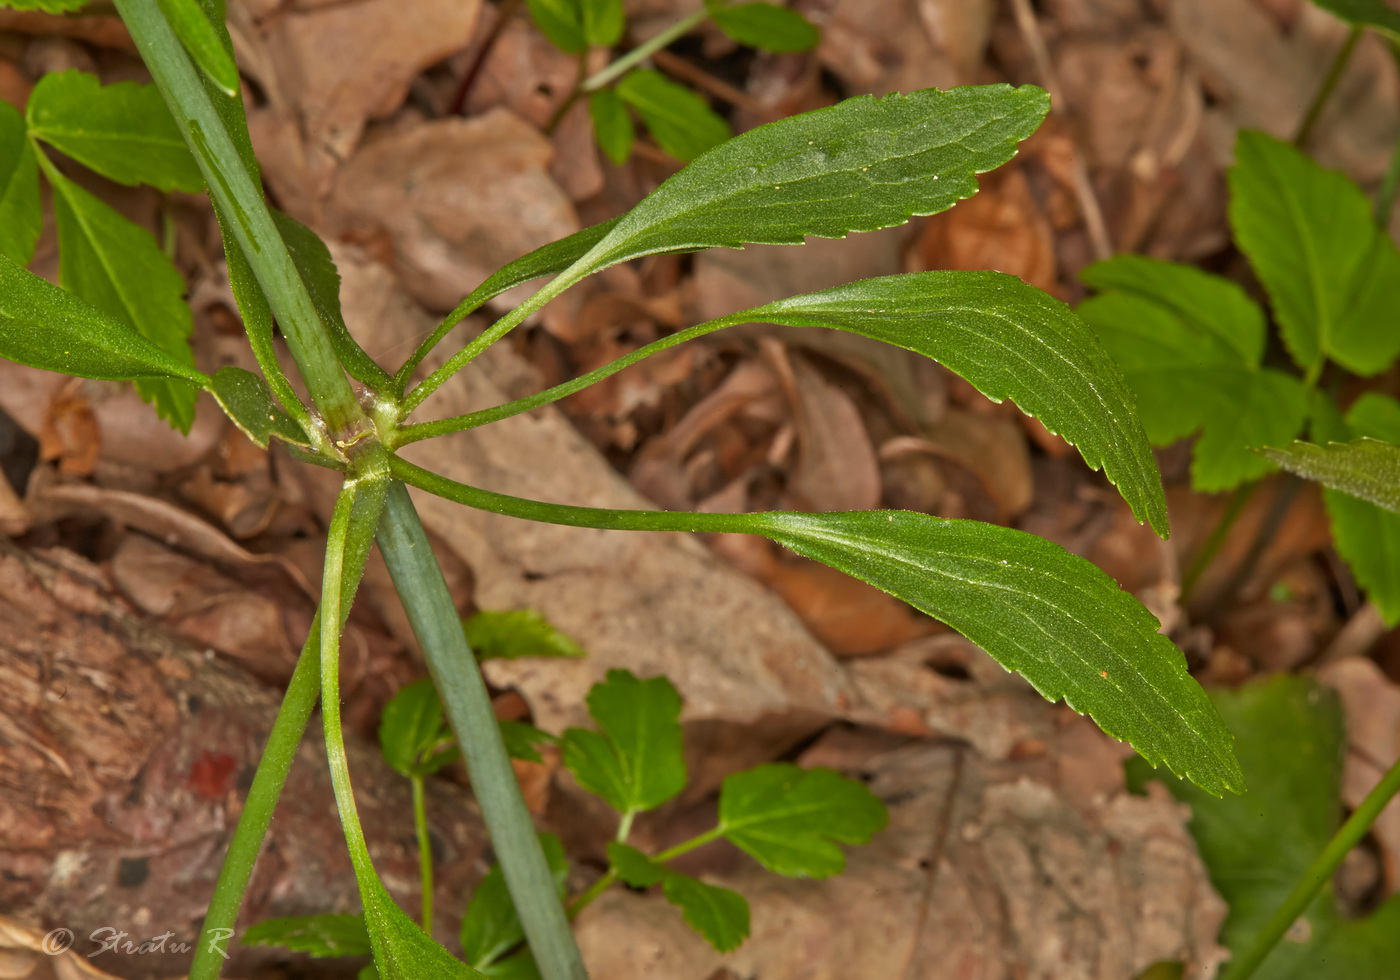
[113,0,367,439]
[376,482,588,980]
[394,313,741,446]
[580,9,709,92]
[1223,752,1400,979]
[1375,121,1400,229]
[653,826,725,863]
[1294,25,1362,148]
[188,621,323,980]
[567,825,726,921]
[615,809,636,844]
[1180,483,1256,604]
[411,774,434,929]
[566,871,618,921]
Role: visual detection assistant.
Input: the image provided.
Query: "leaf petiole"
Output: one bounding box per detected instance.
[580,9,708,93]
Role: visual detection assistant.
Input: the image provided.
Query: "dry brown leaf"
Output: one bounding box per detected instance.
[880,408,1033,522]
[813,0,991,95]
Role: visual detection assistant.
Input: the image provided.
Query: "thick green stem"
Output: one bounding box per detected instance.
[412,775,434,928]
[1294,25,1362,148]
[580,9,708,92]
[1223,752,1400,979]
[113,0,367,438]
[376,483,589,980]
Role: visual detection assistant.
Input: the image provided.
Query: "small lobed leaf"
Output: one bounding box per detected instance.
[607,842,668,887]
[751,512,1245,795]
[378,678,447,778]
[209,366,310,449]
[576,84,1050,274]
[27,70,204,192]
[1228,130,1400,376]
[738,269,1168,533]
[616,69,732,162]
[718,764,886,878]
[1079,255,1307,493]
[0,101,40,266]
[562,669,687,815]
[242,914,372,958]
[606,843,750,952]
[581,0,625,46]
[157,0,241,96]
[589,89,635,165]
[50,170,199,431]
[1307,0,1400,35]
[460,835,569,970]
[0,255,207,386]
[525,0,587,53]
[499,719,558,764]
[464,608,586,661]
[708,1,820,52]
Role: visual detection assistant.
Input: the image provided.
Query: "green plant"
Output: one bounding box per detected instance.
[0,1,1247,978]
[1077,130,1400,618]
[522,0,818,161]
[250,665,885,976]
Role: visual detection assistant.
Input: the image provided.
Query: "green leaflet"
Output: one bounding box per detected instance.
[1307,0,1400,35]
[0,101,40,266]
[562,669,686,816]
[740,270,1168,534]
[49,170,200,431]
[1079,256,1308,492]
[378,678,457,778]
[1134,677,1400,978]
[463,609,586,661]
[389,459,1244,797]
[27,70,205,192]
[1263,438,1400,516]
[707,1,820,52]
[0,254,207,385]
[607,843,751,953]
[459,835,569,971]
[589,89,635,165]
[0,0,89,9]
[717,764,885,878]
[242,914,372,958]
[524,0,586,53]
[208,366,310,449]
[616,69,731,162]
[157,0,241,96]
[581,0,625,46]
[1228,130,1400,376]
[577,84,1050,272]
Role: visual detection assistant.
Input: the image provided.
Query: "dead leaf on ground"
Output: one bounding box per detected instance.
[812,0,993,95]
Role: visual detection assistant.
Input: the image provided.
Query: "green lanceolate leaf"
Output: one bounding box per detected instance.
[1134,676,1400,978]
[589,89,634,165]
[460,835,569,970]
[573,84,1049,274]
[464,609,586,661]
[0,101,40,265]
[379,678,452,777]
[1263,439,1400,515]
[1229,130,1400,376]
[616,69,731,162]
[243,914,372,958]
[209,366,311,448]
[562,669,686,815]
[606,843,751,953]
[708,1,819,52]
[157,0,241,96]
[27,70,204,192]
[364,876,487,980]
[1079,255,1308,492]
[1307,0,1400,35]
[738,270,1168,533]
[755,512,1244,795]
[0,254,208,384]
[48,171,199,430]
[718,764,885,878]
[526,0,587,53]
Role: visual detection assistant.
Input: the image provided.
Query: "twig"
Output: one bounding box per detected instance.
[1294,24,1362,148]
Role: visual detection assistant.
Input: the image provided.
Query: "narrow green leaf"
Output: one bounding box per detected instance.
[0,102,40,265]
[463,609,586,661]
[616,69,731,162]
[1263,439,1400,515]
[157,0,241,96]
[718,764,885,878]
[561,669,686,815]
[49,171,199,431]
[499,719,558,764]
[710,2,819,52]
[739,269,1168,534]
[27,71,204,192]
[1079,257,1307,492]
[525,0,586,53]
[460,835,569,970]
[243,914,372,958]
[752,512,1244,795]
[378,678,448,777]
[1134,676,1400,978]
[1307,0,1400,35]
[589,89,635,165]
[606,843,751,952]
[1229,130,1400,375]
[581,0,624,46]
[575,84,1049,274]
[209,366,310,448]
